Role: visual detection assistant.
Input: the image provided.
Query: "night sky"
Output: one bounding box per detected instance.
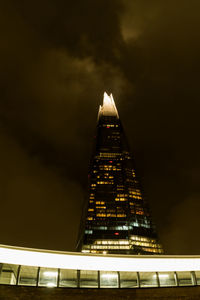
[0,0,200,255]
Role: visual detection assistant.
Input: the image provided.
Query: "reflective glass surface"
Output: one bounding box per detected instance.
[120,271,138,288]
[195,271,200,285]
[158,272,176,287]
[80,270,98,288]
[177,271,193,286]
[0,263,19,285]
[139,272,158,287]
[19,266,38,286]
[100,271,118,288]
[38,268,58,287]
[59,269,77,287]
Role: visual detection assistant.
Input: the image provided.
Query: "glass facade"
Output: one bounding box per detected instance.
[0,263,199,289]
[80,270,98,288]
[77,93,163,254]
[59,269,77,287]
[158,272,176,287]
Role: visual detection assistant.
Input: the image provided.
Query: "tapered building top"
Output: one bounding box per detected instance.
[98,92,119,119]
[77,92,163,255]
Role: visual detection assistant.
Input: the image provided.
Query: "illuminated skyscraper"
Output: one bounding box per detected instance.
[77,93,163,255]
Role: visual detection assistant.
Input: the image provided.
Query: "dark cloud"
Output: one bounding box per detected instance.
[0,0,199,253]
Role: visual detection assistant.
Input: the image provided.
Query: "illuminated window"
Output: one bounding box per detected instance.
[39,268,58,287]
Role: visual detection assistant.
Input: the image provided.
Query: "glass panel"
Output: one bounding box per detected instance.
[80,270,98,288]
[120,271,138,288]
[38,268,58,287]
[158,272,176,286]
[18,266,38,286]
[177,271,193,286]
[100,271,118,288]
[59,269,77,287]
[139,272,158,287]
[195,271,200,285]
[0,263,19,285]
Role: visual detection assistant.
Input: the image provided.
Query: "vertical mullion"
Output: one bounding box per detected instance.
[36,267,40,287]
[191,271,197,286]
[174,272,178,286]
[0,264,3,278]
[98,271,100,288]
[156,272,160,287]
[137,272,140,288]
[57,268,60,287]
[16,265,21,285]
[77,270,80,288]
[118,271,120,288]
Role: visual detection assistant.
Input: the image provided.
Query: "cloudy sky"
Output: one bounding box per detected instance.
[0,0,200,254]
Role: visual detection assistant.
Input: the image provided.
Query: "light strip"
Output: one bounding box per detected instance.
[0,245,200,272]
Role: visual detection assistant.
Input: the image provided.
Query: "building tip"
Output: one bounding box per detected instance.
[98,92,119,119]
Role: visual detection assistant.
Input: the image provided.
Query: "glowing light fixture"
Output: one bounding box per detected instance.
[43,271,57,277]
[47,282,56,287]
[1,244,200,272]
[101,273,118,279]
[98,92,119,119]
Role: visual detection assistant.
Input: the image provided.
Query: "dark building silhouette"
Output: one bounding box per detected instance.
[77,92,163,254]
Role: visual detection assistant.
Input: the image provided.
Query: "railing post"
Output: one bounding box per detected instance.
[137,272,140,288]
[0,264,3,276]
[98,271,100,288]
[156,272,160,287]
[16,265,21,285]
[118,271,120,288]
[57,268,60,287]
[174,272,178,286]
[191,271,197,286]
[77,270,80,288]
[36,267,40,287]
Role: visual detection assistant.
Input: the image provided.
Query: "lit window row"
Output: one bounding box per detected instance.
[117,193,128,197]
[102,124,119,127]
[94,240,129,245]
[97,181,114,185]
[131,241,157,248]
[96,213,126,218]
[135,210,144,215]
[96,206,106,209]
[85,230,93,234]
[99,152,121,157]
[115,198,127,202]
[129,190,142,196]
[129,195,142,200]
[130,236,156,243]
[91,245,130,250]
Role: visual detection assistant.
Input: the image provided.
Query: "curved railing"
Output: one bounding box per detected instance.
[0,244,200,288]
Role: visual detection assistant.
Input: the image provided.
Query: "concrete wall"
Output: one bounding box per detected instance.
[1,285,200,300]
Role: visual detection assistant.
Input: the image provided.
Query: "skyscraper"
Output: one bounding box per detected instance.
[77,92,163,255]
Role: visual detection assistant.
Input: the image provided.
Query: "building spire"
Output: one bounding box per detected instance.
[98,92,119,119]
